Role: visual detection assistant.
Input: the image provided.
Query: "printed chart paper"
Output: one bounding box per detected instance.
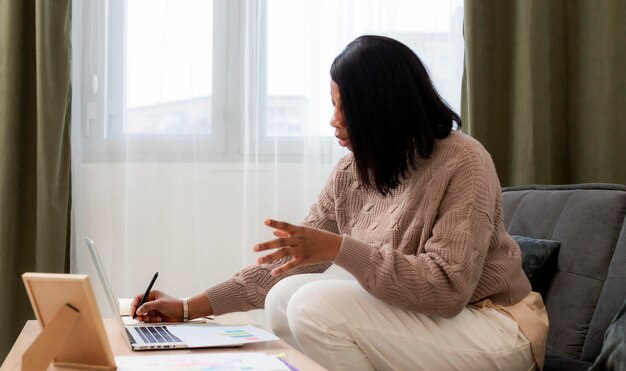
[115,352,290,370]
[166,324,279,347]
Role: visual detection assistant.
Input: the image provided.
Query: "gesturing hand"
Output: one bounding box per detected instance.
[254,219,343,276]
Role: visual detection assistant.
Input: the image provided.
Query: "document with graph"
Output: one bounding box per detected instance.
[115,352,290,371]
[158,324,279,348]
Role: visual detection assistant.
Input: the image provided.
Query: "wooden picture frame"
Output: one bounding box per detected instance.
[22,273,116,370]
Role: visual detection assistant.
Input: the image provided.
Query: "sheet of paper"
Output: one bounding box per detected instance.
[118,298,132,316]
[115,352,290,371]
[168,324,279,347]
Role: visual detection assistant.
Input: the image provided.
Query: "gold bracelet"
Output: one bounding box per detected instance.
[182,298,189,323]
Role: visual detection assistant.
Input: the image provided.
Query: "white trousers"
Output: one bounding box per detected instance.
[265,266,535,371]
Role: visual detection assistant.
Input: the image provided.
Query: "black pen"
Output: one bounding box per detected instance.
[133,272,159,319]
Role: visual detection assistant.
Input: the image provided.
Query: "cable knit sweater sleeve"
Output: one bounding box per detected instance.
[205,162,343,315]
[334,135,501,318]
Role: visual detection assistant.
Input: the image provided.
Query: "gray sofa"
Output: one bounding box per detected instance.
[502,184,626,370]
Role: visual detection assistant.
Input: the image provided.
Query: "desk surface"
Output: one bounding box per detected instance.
[2,314,326,370]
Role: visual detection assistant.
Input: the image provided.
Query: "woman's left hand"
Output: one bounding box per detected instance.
[254,219,342,276]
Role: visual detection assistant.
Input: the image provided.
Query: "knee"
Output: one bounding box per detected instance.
[265,275,311,329]
[285,282,325,347]
[265,278,288,317]
[285,282,317,321]
[286,281,344,333]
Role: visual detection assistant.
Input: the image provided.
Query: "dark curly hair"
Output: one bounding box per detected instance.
[330,35,462,195]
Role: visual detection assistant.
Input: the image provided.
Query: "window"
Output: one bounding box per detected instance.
[76,0,464,161]
[125,0,215,137]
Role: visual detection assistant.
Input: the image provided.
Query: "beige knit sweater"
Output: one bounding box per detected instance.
[206,131,531,318]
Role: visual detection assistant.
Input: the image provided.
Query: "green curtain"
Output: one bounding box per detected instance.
[462,0,626,186]
[0,0,72,361]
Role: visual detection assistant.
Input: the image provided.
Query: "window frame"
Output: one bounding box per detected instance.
[76,0,462,162]
[78,0,331,163]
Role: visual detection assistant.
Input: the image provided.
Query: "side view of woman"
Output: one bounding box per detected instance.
[131,35,548,371]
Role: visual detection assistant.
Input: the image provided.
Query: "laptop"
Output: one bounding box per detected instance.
[84,237,278,350]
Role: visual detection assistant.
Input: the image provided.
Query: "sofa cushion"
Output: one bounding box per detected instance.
[543,355,592,371]
[512,235,560,291]
[588,300,626,371]
[502,184,626,361]
[581,216,626,361]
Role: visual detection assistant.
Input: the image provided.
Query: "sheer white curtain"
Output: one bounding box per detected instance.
[70,0,464,321]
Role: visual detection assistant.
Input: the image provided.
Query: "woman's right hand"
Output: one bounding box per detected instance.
[130,290,183,323]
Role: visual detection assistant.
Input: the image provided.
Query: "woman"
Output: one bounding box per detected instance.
[131,35,548,371]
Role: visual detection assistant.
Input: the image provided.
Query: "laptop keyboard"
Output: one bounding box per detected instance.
[133,326,183,344]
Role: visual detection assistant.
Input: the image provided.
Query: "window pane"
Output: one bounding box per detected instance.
[125,0,213,135]
[266,0,309,137]
[266,0,464,137]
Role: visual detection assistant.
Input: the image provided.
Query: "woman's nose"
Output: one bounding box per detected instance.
[330,113,340,128]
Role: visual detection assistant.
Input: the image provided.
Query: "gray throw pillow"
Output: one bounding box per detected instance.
[511,235,560,289]
[589,298,626,371]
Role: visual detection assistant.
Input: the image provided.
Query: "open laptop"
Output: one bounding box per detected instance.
[84,237,278,350]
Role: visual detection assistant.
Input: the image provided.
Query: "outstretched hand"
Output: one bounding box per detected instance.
[254,219,342,276]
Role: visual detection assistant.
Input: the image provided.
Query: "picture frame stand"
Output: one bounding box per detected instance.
[22,303,81,371]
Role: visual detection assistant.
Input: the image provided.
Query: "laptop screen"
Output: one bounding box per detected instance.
[85,237,122,317]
